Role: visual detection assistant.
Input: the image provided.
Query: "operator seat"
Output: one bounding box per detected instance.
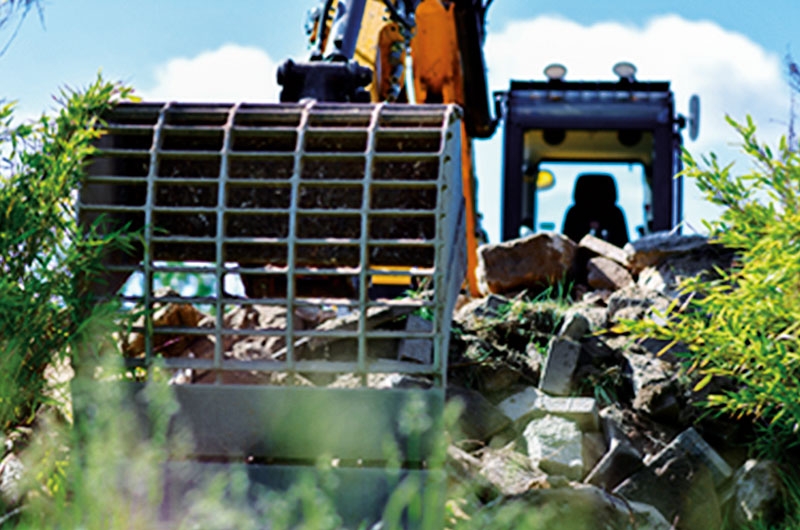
[562,173,629,247]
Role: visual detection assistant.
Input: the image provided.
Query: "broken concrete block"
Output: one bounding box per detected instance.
[578,233,630,267]
[731,459,785,527]
[538,337,581,396]
[605,284,670,325]
[624,232,708,273]
[628,501,672,530]
[524,415,584,481]
[615,453,722,529]
[454,293,510,323]
[644,427,732,487]
[587,257,633,291]
[584,437,644,490]
[496,386,545,423]
[499,390,599,432]
[537,395,600,432]
[479,446,548,496]
[614,427,731,527]
[582,432,606,478]
[516,483,635,528]
[397,314,433,364]
[476,233,577,295]
[446,385,511,444]
[558,311,590,340]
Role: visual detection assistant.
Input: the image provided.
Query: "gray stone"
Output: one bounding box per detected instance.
[623,351,680,422]
[628,501,672,530]
[582,432,606,477]
[537,395,600,432]
[0,453,24,507]
[479,446,548,496]
[584,437,644,490]
[496,386,545,423]
[587,256,633,291]
[644,427,732,487]
[615,427,731,528]
[497,388,598,432]
[606,284,670,325]
[476,233,577,295]
[454,293,510,323]
[524,415,584,481]
[615,454,722,530]
[624,232,708,273]
[558,311,591,340]
[732,459,785,527]
[513,484,637,529]
[397,314,433,364]
[446,385,511,443]
[579,233,630,267]
[539,337,581,396]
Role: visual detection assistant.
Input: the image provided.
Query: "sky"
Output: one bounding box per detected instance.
[2,0,797,243]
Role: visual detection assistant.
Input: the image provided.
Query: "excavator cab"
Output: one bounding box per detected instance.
[498,62,698,243]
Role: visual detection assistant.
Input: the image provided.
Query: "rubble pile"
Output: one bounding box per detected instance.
[442,232,786,529]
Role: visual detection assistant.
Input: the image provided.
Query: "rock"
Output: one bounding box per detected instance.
[623,351,680,422]
[0,453,24,508]
[537,396,600,432]
[614,427,731,528]
[446,444,482,481]
[479,446,548,496]
[637,243,736,299]
[579,233,630,267]
[524,415,584,481]
[628,501,673,529]
[397,315,433,364]
[498,389,599,432]
[606,284,670,325]
[584,437,644,490]
[643,427,732,487]
[476,233,577,295]
[497,386,545,423]
[731,459,785,527]
[455,294,510,322]
[625,232,708,274]
[538,337,581,396]
[446,386,511,443]
[558,311,590,340]
[582,432,606,477]
[511,484,637,529]
[587,256,633,291]
[370,374,433,390]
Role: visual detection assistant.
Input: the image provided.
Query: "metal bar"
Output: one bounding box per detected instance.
[213,103,241,382]
[356,104,384,380]
[144,103,171,371]
[285,100,317,371]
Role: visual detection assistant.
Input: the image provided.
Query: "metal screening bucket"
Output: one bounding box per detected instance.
[76,101,466,527]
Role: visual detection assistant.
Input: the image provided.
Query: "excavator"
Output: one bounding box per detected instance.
[76,1,696,525]
[280,0,695,293]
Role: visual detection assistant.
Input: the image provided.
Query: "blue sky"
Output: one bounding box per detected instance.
[2,0,797,242]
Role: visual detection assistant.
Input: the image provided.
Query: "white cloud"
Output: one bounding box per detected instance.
[475,14,792,240]
[141,43,281,102]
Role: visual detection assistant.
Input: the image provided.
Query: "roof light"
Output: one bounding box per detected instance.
[613,61,637,81]
[544,63,567,81]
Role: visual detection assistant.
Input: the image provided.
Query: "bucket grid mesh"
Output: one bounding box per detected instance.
[79,101,465,388]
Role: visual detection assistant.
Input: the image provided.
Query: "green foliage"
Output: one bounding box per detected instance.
[620,116,800,452]
[0,75,137,429]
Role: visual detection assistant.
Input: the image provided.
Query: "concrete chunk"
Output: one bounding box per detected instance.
[584,437,644,490]
[476,233,577,295]
[558,311,591,339]
[497,386,545,423]
[644,427,732,487]
[538,395,599,432]
[579,234,630,267]
[397,314,433,364]
[587,257,633,291]
[539,337,581,396]
[524,415,584,481]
